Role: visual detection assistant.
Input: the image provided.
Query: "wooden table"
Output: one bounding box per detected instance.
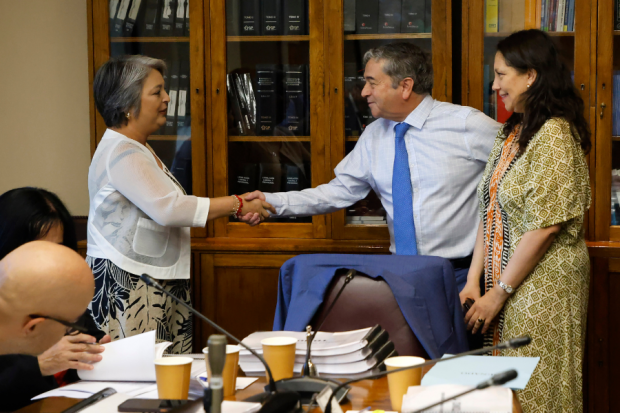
[18,376,522,413]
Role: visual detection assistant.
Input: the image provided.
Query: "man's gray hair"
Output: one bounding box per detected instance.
[93,55,167,128]
[363,43,433,95]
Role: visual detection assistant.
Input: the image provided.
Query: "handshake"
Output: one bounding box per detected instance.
[237,190,274,226]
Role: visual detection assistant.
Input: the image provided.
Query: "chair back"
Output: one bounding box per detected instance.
[310,269,429,358]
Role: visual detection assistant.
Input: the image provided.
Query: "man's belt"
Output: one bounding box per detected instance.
[449,254,473,269]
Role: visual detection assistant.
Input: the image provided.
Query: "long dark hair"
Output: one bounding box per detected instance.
[0,187,77,260]
[497,29,591,154]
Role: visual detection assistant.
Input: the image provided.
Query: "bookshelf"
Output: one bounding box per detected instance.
[462,0,620,411]
[87,0,451,356]
[226,35,309,42]
[110,37,189,42]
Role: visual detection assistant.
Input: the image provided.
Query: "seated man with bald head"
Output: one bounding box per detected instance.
[0,241,95,356]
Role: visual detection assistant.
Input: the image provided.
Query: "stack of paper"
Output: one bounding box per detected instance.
[401,385,512,413]
[239,326,397,376]
[34,331,209,401]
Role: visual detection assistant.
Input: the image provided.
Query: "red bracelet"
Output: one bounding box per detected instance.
[235,195,243,218]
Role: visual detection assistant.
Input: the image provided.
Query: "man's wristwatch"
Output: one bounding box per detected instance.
[498,280,514,294]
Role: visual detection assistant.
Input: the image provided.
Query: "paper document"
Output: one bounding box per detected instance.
[32,382,155,400]
[401,384,512,413]
[240,356,378,375]
[421,355,539,390]
[78,331,171,382]
[240,328,372,356]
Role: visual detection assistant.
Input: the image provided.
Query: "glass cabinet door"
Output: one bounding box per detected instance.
[598,0,620,239]
[211,0,327,238]
[480,0,580,122]
[92,0,207,237]
[329,0,450,240]
[107,0,195,195]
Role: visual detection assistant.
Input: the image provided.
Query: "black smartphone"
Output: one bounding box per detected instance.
[117,399,191,412]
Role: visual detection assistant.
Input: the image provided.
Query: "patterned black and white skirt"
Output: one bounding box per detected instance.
[86,256,193,354]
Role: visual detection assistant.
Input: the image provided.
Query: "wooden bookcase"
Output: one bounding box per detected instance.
[87,0,451,349]
[461,1,618,411]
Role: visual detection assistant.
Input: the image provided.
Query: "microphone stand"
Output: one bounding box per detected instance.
[139,274,302,413]
[408,369,518,413]
[324,336,531,413]
[270,269,357,404]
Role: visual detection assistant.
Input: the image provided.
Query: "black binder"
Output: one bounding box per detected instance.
[255,64,279,136]
[283,0,305,35]
[176,61,190,133]
[282,164,305,192]
[160,0,177,36]
[424,0,431,33]
[165,61,181,135]
[343,0,356,33]
[184,0,190,35]
[112,0,132,36]
[378,0,401,33]
[401,0,424,33]
[109,0,121,32]
[143,0,161,36]
[262,0,282,35]
[355,0,379,33]
[282,65,306,136]
[227,0,241,35]
[240,0,261,35]
[174,0,187,36]
[124,0,144,36]
[258,163,283,192]
[234,164,258,194]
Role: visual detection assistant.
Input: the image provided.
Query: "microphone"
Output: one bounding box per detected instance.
[139,274,302,413]
[206,335,226,413]
[324,336,531,413]
[408,369,518,413]
[273,269,357,404]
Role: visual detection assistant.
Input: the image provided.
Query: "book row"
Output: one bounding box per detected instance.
[484,0,575,33]
[228,65,310,137]
[152,60,191,136]
[109,0,189,37]
[226,0,308,36]
[345,0,432,34]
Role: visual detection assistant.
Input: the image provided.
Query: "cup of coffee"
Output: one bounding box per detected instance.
[154,357,194,400]
[384,356,425,411]
[260,337,298,381]
[203,344,240,397]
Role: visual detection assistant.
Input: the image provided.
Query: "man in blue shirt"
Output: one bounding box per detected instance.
[244,43,500,290]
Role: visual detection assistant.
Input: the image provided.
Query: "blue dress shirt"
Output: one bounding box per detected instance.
[265,96,500,258]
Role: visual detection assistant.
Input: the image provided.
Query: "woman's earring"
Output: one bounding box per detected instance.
[526,84,530,88]
[126,112,131,119]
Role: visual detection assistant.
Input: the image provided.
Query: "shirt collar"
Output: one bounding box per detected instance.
[392,94,434,131]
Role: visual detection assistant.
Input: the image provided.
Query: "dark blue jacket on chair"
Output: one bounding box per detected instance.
[273,254,469,359]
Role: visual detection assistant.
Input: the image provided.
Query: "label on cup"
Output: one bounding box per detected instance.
[316,386,344,413]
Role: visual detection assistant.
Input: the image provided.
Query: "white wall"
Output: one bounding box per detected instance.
[0,0,91,215]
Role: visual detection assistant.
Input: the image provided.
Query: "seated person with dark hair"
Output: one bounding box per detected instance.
[0,188,110,411]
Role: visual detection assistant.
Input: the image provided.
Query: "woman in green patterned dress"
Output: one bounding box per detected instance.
[459,29,591,412]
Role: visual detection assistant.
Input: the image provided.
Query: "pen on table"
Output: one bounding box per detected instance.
[60,387,116,413]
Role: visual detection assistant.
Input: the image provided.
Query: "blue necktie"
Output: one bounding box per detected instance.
[392,122,418,255]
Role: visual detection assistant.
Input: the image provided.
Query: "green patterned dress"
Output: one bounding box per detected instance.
[477,118,591,412]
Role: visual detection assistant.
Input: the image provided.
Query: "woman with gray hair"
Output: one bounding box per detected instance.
[87,55,274,351]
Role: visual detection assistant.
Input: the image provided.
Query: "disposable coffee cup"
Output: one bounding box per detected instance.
[154,357,194,400]
[203,344,240,397]
[260,337,298,381]
[384,356,425,411]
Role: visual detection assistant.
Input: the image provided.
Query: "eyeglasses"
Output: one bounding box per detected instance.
[29,314,89,335]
